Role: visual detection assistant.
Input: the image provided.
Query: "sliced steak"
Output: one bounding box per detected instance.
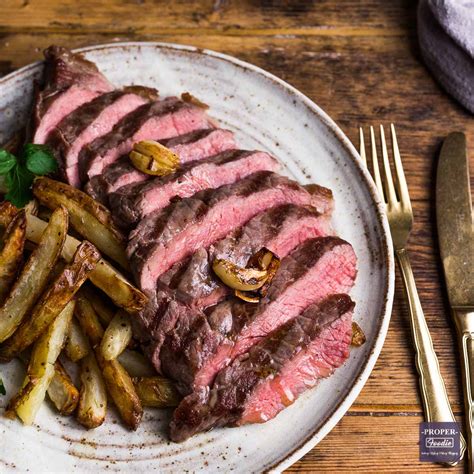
[78,97,211,183]
[160,236,357,392]
[128,171,334,293]
[33,46,113,144]
[84,157,149,204]
[160,128,236,165]
[137,205,333,371]
[48,88,156,187]
[84,128,236,205]
[170,294,354,442]
[110,150,279,228]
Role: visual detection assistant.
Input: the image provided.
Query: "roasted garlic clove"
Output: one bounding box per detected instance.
[351,322,366,347]
[129,140,180,176]
[212,258,268,291]
[259,255,281,297]
[235,290,260,303]
[247,247,274,271]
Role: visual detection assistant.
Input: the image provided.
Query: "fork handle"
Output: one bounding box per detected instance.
[396,248,465,466]
[453,308,474,473]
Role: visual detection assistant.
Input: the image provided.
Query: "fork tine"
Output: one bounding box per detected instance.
[369,126,385,201]
[390,124,412,210]
[379,125,398,205]
[359,127,367,166]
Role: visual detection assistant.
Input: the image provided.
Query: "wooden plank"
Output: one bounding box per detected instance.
[0,0,416,34]
[289,414,464,472]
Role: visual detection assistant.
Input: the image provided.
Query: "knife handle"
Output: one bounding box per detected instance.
[453,308,474,473]
[396,249,465,466]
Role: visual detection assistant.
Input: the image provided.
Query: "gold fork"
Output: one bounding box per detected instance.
[360,124,465,466]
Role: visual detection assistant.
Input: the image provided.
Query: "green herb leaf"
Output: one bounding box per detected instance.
[23,144,58,175]
[0,149,18,175]
[0,377,5,396]
[5,164,34,208]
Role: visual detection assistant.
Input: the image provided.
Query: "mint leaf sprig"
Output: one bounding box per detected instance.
[0,144,58,208]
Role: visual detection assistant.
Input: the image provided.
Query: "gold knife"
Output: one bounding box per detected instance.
[437,132,474,472]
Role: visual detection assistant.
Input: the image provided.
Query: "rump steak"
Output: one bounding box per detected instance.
[110,150,279,227]
[84,128,236,205]
[33,46,113,144]
[169,294,354,441]
[48,88,156,187]
[78,97,211,183]
[159,236,356,392]
[127,171,334,293]
[136,204,334,372]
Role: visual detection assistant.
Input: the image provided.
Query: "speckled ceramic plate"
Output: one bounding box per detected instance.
[0,42,394,472]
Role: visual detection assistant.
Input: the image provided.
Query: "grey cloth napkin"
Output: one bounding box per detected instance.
[418,0,474,113]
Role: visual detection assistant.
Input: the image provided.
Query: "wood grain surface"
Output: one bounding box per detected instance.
[0,1,473,471]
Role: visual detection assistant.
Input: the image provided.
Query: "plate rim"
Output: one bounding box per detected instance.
[0,41,395,472]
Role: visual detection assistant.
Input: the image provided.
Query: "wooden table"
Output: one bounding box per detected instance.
[1,1,472,471]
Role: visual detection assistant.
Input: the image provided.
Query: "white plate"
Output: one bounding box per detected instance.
[0,42,394,472]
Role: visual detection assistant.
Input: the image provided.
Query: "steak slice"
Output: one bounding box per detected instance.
[48,88,156,187]
[84,128,236,205]
[84,157,149,204]
[170,294,354,442]
[160,236,356,392]
[110,150,279,228]
[78,97,211,182]
[137,205,333,371]
[33,46,113,144]
[128,171,334,293]
[160,128,236,165]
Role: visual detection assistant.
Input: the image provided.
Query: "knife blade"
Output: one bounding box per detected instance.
[436,132,474,308]
[437,131,473,472]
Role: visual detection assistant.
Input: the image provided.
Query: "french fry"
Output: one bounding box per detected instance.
[0,201,18,225]
[100,310,132,361]
[133,376,180,408]
[74,294,104,347]
[32,177,128,269]
[0,206,67,343]
[75,296,143,429]
[0,210,26,302]
[118,349,155,377]
[22,214,147,313]
[65,318,90,362]
[7,300,74,425]
[100,356,143,430]
[81,284,115,325]
[47,361,79,415]
[77,352,107,429]
[0,241,99,361]
[28,301,74,381]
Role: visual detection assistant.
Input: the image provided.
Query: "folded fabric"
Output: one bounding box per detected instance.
[418,0,474,114]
